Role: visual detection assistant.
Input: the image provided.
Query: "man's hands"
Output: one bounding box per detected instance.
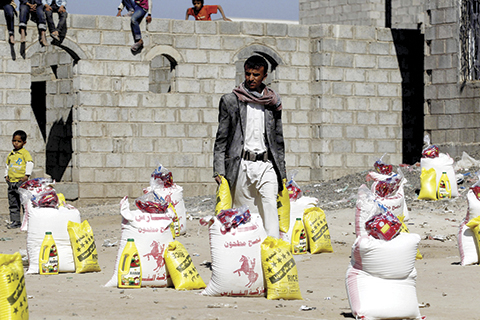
[146,15,152,24]
[20,176,29,183]
[58,5,66,13]
[27,3,36,12]
[45,4,52,11]
[214,175,222,185]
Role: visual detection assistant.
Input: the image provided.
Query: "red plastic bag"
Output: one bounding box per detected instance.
[150,164,174,188]
[422,135,439,158]
[135,191,168,213]
[365,205,401,240]
[286,170,302,200]
[373,154,393,175]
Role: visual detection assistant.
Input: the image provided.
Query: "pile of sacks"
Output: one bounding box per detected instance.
[105,164,204,290]
[205,170,333,299]
[346,157,423,319]
[18,178,101,274]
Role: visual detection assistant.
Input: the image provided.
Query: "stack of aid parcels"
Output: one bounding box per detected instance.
[18,178,101,275]
[106,165,205,290]
[418,135,458,200]
[346,160,423,319]
[458,177,480,265]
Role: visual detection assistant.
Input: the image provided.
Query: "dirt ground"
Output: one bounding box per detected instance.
[1,193,479,320]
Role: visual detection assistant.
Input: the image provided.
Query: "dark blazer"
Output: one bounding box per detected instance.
[213,92,286,192]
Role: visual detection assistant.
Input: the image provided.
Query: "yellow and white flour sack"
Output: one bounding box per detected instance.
[277,180,290,234]
[282,196,318,243]
[164,241,206,290]
[346,267,422,320]
[303,207,333,254]
[420,152,458,197]
[215,176,232,216]
[418,168,437,200]
[67,220,101,273]
[458,189,480,266]
[201,214,267,297]
[105,196,174,287]
[0,253,28,320]
[25,202,81,273]
[261,237,303,300]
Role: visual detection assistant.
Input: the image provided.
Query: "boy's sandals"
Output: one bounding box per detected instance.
[50,31,60,42]
[131,40,143,52]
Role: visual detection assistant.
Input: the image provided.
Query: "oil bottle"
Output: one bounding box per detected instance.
[39,231,59,275]
[118,238,142,288]
[291,218,307,254]
[437,171,452,199]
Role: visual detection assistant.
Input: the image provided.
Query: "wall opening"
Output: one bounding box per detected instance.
[149,54,177,93]
[31,81,47,142]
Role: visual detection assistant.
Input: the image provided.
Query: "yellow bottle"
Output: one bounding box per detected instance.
[39,231,59,275]
[291,218,307,254]
[118,238,142,288]
[437,171,452,199]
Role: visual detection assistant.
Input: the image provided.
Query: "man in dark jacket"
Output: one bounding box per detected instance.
[213,55,286,238]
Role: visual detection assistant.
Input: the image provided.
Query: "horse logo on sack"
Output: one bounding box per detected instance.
[143,241,165,271]
[233,255,258,288]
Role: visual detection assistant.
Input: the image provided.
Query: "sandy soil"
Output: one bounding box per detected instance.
[0,193,477,320]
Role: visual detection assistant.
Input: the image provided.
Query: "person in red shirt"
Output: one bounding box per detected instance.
[185,0,231,21]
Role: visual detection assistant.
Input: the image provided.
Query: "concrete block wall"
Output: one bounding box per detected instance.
[423,0,480,156]
[300,0,386,27]
[0,14,405,207]
[299,0,425,30]
[311,24,403,180]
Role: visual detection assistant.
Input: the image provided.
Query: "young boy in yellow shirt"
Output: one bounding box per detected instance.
[4,130,33,229]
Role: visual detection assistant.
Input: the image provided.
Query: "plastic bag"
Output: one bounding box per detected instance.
[261,236,303,300]
[303,207,333,254]
[422,134,439,158]
[286,170,302,200]
[216,205,251,234]
[31,189,59,208]
[373,169,403,198]
[418,168,437,200]
[215,176,232,215]
[67,220,101,273]
[365,204,401,241]
[164,241,206,290]
[277,179,290,234]
[373,153,393,175]
[135,191,169,214]
[0,253,28,320]
[150,163,174,189]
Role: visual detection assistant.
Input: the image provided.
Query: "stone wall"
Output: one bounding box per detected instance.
[0,14,403,208]
[423,0,480,156]
[299,0,425,30]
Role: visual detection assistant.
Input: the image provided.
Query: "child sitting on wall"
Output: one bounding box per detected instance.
[185,0,231,21]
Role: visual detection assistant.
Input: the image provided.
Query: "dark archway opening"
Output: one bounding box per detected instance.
[45,109,73,182]
[31,81,47,141]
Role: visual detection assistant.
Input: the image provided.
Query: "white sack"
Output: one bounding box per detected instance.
[457,189,480,266]
[281,196,318,243]
[350,233,420,279]
[346,266,422,320]
[420,153,458,197]
[26,203,81,273]
[105,196,174,287]
[201,213,267,297]
[455,151,480,171]
[355,185,378,237]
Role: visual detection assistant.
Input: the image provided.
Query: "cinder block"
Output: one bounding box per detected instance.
[76,30,101,44]
[172,20,195,34]
[177,80,201,93]
[378,56,398,69]
[106,123,133,137]
[185,50,208,63]
[333,140,352,153]
[132,138,154,152]
[219,21,241,34]
[319,38,345,52]
[179,109,200,122]
[333,82,353,95]
[222,36,246,50]
[346,154,367,167]
[288,25,309,38]
[332,111,353,124]
[241,22,265,36]
[71,15,97,29]
[277,38,297,52]
[199,36,222,49]
[378,112,399,125]
[188,124,209,137]
[355,26,376,40]
[98,16,123,30]
[332,24,354,39]
[355,55,376,68]
[267,23,287,37]
[181,139,204,153]
[175,35,198,49]
[290,139,309,153]
[148,19,171,32]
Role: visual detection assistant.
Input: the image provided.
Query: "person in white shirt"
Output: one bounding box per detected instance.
[213,55,286,238]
